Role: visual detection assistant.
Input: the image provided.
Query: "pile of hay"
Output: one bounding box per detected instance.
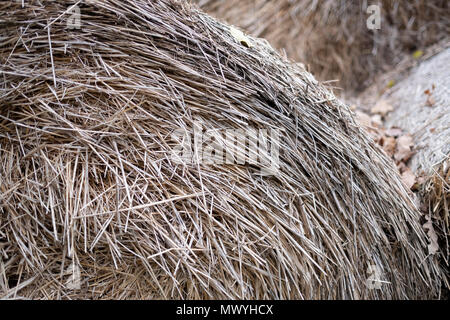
[384,49,449,179]
[381,49,450,289]
[195,0,450,93]
[0,0,444,299]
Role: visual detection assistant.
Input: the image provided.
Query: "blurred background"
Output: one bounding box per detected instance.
[194,0,449,95]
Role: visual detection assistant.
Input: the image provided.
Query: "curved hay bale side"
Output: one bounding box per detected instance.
[383,49,450,287]
[0,0,443,299]
[194,0,450,92]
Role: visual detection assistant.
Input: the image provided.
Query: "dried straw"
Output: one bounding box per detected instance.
[195,0,450,93]
[0,0,444,299]
[378,49,449,290]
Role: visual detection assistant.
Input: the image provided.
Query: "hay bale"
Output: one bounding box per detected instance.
[195,0,450,93]
[384,49,450,176]
[0,0,444,299]
[381,49,450,288]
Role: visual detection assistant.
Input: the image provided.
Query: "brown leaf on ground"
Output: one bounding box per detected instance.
[416,175,427,186]
[355,111,371,127]
[397,161,406,172]
[371,99,394,116]
[423,215,439,255]
[401,167,416,190]
[394,134,414,163]
[370,114,383,128]
[426,95,436,107]
[385,127,403,137]
[380,136,396,157]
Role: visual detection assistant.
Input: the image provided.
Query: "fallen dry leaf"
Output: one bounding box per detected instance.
[380,136,396,157]
[423,215,439,255]
[397,161,406,172]
[385,127,403,137]
[370,114,383,128]
[394,134,414,163]
[401,167,416,190]
[355,111,371,127]
[426,95,435,107]
[371,99,393,116]
[416,175,427,186]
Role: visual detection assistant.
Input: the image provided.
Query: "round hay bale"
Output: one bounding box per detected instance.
[382,49,450,289]
[0,0,444,299]
[384,49,450,176]
[195,0,450,93]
